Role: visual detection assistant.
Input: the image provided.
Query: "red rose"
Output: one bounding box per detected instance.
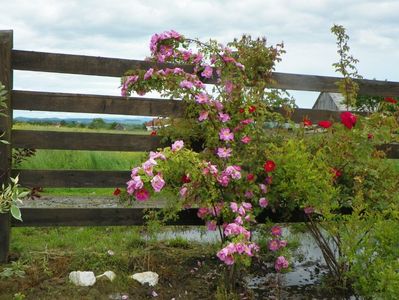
[303,118,312,127]
[249,105,256,113]
[318,120,332,129]
[340,112,357,129]
[264,160,276,172]
[384,97,397,104]
[239,108,245,114]
[181,174,191,183]
[150,130,157,136]
[367,133,374,140]
[247,173,255,181]
[113,188,121,196]
[331,168,342,179]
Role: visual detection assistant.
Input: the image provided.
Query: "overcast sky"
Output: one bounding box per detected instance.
[1,0,398,119]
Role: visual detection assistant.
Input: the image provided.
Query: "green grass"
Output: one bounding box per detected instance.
[39,188,116,197]
[16,150,145,196]
[16,150,145,171]
[11,227,146,258]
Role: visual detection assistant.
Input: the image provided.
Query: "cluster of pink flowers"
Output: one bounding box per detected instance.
[217,242,260,265]
[202,161,219,176]
[275,256,289,272]
[230,201,253,217]
[126,143,182,201]
[265,225,290,272]
[224,223,251,239]
[149,30,182,61]
[216,165,241,187]
[197,202,224,219]
[121,75,139,97]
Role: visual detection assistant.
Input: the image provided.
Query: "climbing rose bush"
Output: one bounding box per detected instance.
[120,30,295,270]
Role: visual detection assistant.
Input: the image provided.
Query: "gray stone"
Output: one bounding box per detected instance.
[69,271,96,286]
[130,271,159,286]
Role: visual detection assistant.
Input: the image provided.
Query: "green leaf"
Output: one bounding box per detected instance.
[10,205,22,221]
[18,191,29,198]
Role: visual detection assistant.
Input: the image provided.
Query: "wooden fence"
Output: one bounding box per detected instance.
[1,30,399,262]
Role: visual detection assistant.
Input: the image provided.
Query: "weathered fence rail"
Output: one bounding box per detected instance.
[1,30,398,262]
[11,207,309,227]
[12,50,399,96]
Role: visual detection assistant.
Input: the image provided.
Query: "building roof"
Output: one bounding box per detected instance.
[312,92,347,111]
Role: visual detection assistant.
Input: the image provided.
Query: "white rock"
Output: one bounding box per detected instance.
[130,271,159,286]
[69,271,96,286]
[96,270,116,282]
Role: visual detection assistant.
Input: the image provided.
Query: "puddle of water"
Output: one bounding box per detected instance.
[153,226,358,298]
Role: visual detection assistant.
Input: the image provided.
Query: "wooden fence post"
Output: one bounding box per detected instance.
[0,30,13,263]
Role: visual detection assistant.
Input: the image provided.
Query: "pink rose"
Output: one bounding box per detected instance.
[131,167,141,177]
[195,93,210,104]
[268,240,280,251]
[259,197,269,208]
[279,240,287,248]
[171,140,184,152]
[151,173,165,192]
[219,128,234,142]
[179,186,188,198]
[214,101,224,111]
[201,65,213,79]
[206,220,217,231]
[304,206,314,215]
[230,202,238,213]
[197,207,209,219]
[225,81,233,94]
[234,216,243,225]
[179,80,194,89]
[126,176,144,194]
[144,68,154,80]
[271,225,282,236]
[217,147,232,159]
[275,256,289,272]
[217,173,230,187]
[198,110,209,122]
[242,202,252,210]
[241,136,251,144]
[134,188,150,202]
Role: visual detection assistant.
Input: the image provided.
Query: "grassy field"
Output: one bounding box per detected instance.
[15,149,146,196]
[13,123,148,196]
[17,150,144,171]
[13,123,148,135]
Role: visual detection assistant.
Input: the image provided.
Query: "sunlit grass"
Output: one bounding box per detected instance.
[16,149,145,171]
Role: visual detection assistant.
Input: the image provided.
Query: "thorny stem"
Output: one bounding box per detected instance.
[306,217,341,279]
[212,204,225,247]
